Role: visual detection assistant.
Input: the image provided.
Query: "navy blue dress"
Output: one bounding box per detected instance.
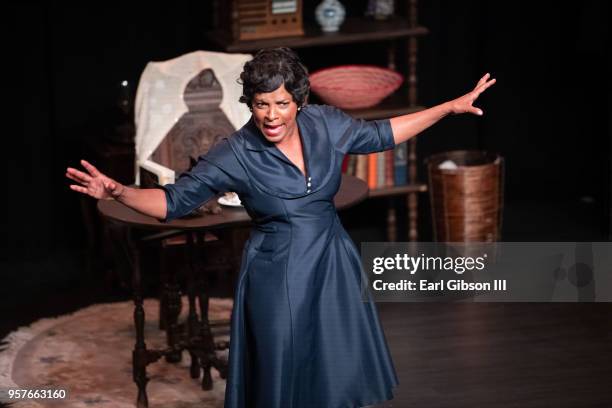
[161,104,399,408]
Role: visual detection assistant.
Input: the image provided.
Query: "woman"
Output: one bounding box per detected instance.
[67,48,495,408]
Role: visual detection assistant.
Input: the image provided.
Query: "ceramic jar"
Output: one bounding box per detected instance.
[315,0,346,32]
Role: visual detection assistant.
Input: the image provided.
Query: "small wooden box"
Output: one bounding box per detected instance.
[214,0,304,41]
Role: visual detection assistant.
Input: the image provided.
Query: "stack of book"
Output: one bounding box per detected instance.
[341,143,408,189]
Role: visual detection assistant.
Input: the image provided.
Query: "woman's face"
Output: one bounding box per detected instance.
[251,83,299,144]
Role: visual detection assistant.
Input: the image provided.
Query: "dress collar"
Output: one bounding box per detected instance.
[229,106,335,199]
[242,117,308,173]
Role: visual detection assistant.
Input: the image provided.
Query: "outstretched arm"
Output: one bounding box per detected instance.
[66,160,167,220]
[390,73,496,145]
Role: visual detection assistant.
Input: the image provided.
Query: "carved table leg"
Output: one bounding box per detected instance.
[195,232,229,388]
[131,244,149,408]
[163,245,183,363]
[185,232,201,379]
[197,262,214,390]
[159,246,169,331]
[165,279,182,363]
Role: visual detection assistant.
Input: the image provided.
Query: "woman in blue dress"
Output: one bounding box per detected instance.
[67,48,495,408]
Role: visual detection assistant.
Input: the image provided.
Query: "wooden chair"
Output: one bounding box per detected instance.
[135,59,251,392]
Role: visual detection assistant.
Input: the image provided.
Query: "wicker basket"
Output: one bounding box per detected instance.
[309,65,403,109]
[426,150,504,242]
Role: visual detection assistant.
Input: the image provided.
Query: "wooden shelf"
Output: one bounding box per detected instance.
[206,16,428,53]
[345,96,426,120]
[369,183,428,198]
[307,86,426,120]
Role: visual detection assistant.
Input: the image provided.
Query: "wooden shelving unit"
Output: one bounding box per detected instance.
[206,16,427,52]
[206,1,427,241]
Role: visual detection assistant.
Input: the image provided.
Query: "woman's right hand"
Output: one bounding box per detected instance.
[66,159,125,200]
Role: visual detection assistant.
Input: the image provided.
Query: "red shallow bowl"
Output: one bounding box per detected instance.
[309,65,404,109]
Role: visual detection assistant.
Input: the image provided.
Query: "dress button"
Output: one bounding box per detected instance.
[307,182,311,187]
[308,176,312,181]
[306,189,311,193]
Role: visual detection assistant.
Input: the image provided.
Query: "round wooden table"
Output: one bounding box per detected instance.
[98,174,368,229]
[96,175,368,408]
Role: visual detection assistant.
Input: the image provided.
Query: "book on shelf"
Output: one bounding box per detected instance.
[368,153,377,189]
[355,154,368,182]
[384,150,394,187]
[376,152,385,188]
[342,148,410,190]
[394,143,407,186]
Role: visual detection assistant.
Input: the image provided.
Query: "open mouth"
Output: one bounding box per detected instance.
[263,123,284,137]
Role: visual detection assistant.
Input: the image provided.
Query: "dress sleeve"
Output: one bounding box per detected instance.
[320,105,396,154]
[156,139,239,223]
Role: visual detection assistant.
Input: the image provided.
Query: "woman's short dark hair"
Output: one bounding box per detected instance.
[239,47,310,108]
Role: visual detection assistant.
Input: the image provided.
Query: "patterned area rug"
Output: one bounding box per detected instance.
[0,297,233,408]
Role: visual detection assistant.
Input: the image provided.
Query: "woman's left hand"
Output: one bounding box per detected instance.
[448,73,496,116]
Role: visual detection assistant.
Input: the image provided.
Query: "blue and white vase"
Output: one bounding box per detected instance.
[315,0,346,33]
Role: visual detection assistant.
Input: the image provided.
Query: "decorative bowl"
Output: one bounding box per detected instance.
[309,65,404,109]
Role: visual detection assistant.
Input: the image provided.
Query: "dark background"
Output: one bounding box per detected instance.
[2,1,610,325]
